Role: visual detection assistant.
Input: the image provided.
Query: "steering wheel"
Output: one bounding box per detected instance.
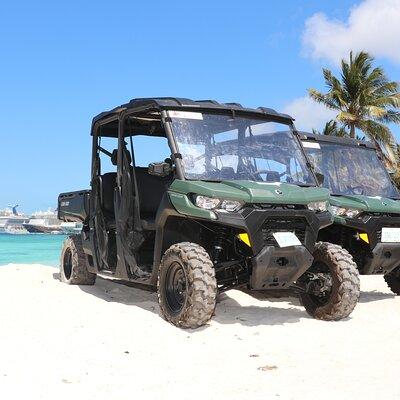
[345,185,364,195]
[254,169,285,177]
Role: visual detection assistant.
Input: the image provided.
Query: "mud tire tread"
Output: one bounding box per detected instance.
[158,242,217,329]
[384,268,400,295]
[60,235,96,285]
[300,242,360,321]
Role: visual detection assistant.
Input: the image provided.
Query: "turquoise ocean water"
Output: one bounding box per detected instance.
[0,234,67,266]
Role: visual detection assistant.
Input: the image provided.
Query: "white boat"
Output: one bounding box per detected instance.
[23,209,62,234]
[0,205,29,234]
[60,222,83,235]
[4,225,28,234]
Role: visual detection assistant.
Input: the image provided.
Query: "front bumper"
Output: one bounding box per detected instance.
[342,213,400,248]
[333,213,400,274]
[250,245,313,289]
[215,208,332,255]
[364,243,400,274]
[216,208,330,289]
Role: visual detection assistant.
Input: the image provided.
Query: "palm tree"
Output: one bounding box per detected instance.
[309,51,400,156]
[313,120,347,137]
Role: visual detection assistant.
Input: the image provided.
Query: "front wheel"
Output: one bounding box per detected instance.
[384,267,400,295]
[299,242,360,321]
[157,242,217,329]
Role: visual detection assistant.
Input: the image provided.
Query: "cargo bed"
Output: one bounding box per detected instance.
[58,190,90,223]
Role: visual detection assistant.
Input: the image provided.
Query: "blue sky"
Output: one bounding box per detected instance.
[0,0,399,213]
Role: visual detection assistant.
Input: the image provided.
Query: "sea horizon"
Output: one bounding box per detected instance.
[0,234,66,266]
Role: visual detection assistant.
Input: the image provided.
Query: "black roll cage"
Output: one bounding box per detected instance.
[90,104,320,190]
[299,131,376,150]
[91,108,185,185]
[90,107,186,267]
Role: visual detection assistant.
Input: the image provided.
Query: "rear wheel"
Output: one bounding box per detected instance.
[299,242,360,321]
[158,242,217,329]
[384,267,400,295]
[60,235,96,285]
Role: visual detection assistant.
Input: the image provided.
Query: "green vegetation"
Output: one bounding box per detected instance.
[313,120,347,137]
[309,50,400,180]
[309,51,400,154]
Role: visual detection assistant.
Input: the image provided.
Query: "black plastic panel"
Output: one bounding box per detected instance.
[58,190,90,222]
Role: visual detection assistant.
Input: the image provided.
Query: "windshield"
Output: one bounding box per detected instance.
[302,140,399,198]
[169,111,316,186]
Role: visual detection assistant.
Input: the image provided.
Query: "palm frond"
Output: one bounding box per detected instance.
[358,120,395,147]
[314,120,348,137]
[337,111,358,122]
[308,89,340,110]
[309,50,400,156]
[365,105,387,118]
[377,110,400,124]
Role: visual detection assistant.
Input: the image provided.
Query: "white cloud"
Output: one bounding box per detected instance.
[302,0,400,65]
[283,96,337,132]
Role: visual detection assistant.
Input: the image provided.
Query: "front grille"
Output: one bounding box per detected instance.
[261,217,307,246]
[376,230,382,242]
[254,204,307,210]
[363,212,400,218]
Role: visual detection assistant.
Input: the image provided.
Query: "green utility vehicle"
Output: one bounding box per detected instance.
[301,132,400,293]
[58,98,360,328]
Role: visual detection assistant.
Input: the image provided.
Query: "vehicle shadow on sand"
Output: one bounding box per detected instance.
[53,272,159,314]
[358,290,395,303]
[53,273,393,327]
[53,273,309,327]
[213,292,308,327]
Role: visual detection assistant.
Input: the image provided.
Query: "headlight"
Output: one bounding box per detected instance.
[194,195,242,212]
[195,195,221,210]
[307,201,328,212]
[220,200,242,212]
[329,205,361,218]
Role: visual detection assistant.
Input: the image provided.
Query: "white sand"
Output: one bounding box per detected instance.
[0,264,399,400]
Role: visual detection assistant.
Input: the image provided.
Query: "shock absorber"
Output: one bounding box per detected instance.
[212,227,229,264]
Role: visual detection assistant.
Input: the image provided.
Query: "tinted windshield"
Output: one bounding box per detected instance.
[302,140,399,198]
[169,111,315,186]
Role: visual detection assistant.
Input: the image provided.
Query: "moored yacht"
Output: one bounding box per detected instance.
[23,209,62,234]
[0,205,29,233]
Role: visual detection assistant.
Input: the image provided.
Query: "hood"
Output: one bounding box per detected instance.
[170,180,330,205]
[330,194,400,214]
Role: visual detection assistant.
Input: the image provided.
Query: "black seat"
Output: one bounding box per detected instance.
[99,166,170,231]
[135,167,172,229]
[100,172,117,226]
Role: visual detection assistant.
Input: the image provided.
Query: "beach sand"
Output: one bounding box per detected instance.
[0,264,399,400]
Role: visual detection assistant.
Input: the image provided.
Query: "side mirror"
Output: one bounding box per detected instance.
[148,161,172,177]
[111,149,118,166]
[315,172,325,186]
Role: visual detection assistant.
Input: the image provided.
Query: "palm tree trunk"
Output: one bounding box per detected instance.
[350,124,355,138]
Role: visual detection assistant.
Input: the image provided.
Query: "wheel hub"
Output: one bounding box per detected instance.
[165,262,187,315]
[63,248,73,280]
[307,272,333,297]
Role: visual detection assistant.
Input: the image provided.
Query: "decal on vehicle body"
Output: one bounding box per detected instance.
[168,110,203,120]
[302,141,321,149]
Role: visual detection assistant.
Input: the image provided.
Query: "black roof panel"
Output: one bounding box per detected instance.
[92,97,294,126]
[298,131,376,150]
